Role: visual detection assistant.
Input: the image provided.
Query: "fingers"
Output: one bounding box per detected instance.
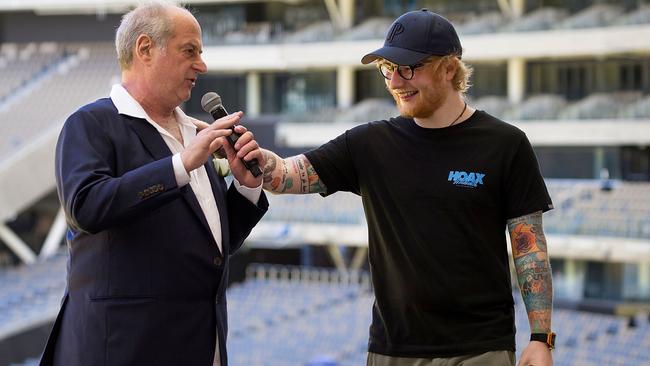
[214,123,261,166]
[210,111,244,130]
[208,136,226,154]
[220,136,237,159]
[194,112,242,139]
[230,127,260,162]
[190,117,210,131]
[202,129,232,142]
[232,124,248,136]
[236,136,260,161]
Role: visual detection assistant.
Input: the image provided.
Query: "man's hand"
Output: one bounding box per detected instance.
[191,117,210,131]
[220,124,265,188]
[518,341,553,366]
[180,112,242,172]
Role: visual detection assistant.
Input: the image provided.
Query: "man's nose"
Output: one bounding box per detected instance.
[388,71,406,89]
[195,57,207,74]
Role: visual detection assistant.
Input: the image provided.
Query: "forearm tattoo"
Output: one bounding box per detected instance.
[305,161,327,193]
[261,151,326,194]
[262,150,292,192]
[262,151,277,186]
[508,211,553,333]
[293,158,309,193]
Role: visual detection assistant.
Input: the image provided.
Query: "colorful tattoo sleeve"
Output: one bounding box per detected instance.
[261,150,327,194]
[508,210,553,333]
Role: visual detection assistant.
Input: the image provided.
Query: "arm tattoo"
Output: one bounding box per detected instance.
[293,158,309,193]
[261,150,326,194]
[508,211,553,333]
[262,152,277,186]
[306,162,327,193]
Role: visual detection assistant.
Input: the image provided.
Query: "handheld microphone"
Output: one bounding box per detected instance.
[201,92,262,177]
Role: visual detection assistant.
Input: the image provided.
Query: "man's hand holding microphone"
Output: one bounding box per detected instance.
[183,92,265,188]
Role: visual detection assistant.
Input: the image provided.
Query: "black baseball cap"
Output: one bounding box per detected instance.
[361,9,462,66]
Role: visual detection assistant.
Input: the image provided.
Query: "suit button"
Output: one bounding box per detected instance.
[213,257,223,266]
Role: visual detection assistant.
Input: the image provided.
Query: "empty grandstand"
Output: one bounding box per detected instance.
[0,0,649,365]
[2,261,649,365]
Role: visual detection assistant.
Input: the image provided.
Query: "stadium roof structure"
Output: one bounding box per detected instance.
[0,127,64,265]
[275,121,650,148]
[0,0,316,14]
[200,24,650,70]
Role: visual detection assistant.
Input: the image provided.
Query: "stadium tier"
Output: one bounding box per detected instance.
[0,250,66,341]
[1,261,649,366]
[254,180,650,240]
[0,42,119,162]
[194,3,650,45]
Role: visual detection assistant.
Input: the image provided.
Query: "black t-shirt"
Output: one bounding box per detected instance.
[304,110,553,358]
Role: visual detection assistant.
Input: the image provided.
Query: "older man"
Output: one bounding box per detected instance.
[40,2,267,365]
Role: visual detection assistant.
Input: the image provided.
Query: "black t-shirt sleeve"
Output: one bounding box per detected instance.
[503,134,553,219]
[303,127,362,196]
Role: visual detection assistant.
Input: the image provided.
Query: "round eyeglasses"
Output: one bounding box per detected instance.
[379,62,425,80]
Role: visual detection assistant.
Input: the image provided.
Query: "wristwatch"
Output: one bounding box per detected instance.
[530,332,556,350]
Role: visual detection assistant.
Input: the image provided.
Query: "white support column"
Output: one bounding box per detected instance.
[0,223,36,264]
[564,259,584,301]
[39,207,67,259]
[350,246,368,271]
[323,0,355,30]
[337,65,355,109]
[497,0,512,17]
[323,0,343,30]
[246,72,261,117]
[326,243,347,272]
[639,262,650,299]
[594,147,605,179]
[497,0,525,18]
[507,57,526,104]
[340,0,355,29]
[511,0,525,18]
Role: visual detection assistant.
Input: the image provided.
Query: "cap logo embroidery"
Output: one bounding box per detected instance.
[386,22,404,43]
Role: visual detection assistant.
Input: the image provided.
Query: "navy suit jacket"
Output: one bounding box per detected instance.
[40,98,268,366]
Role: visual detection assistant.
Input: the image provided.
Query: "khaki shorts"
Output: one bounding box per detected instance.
[367,350,515,366]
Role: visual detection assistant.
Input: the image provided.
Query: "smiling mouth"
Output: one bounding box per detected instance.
[395,90,418,100]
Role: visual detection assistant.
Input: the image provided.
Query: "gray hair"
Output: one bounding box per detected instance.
[115,1,191,70]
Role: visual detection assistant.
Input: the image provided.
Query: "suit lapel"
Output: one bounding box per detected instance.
[126,116,172,161]
[126,117,213,243]
[205,158,229,257]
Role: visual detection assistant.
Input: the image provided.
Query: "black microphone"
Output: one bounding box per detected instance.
[201,92,262,177]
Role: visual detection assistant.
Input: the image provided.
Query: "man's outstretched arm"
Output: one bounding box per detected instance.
[261,149,327,194]
[189,118,326,195]
[508,210,554,366]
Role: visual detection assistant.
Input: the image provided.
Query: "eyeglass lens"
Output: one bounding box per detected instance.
[380,63,420,80]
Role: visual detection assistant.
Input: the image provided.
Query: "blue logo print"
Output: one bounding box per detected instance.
[448,171,485,188]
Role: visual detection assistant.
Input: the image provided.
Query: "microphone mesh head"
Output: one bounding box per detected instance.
[201,92,222,113]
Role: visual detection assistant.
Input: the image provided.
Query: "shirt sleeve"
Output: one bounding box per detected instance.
[233,179,262,205]
[172,153,191,187]
[503,134,554,219]
[303,125,364,196]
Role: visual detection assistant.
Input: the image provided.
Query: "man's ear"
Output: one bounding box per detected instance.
[135,34,154,64]
[444,58,459,81]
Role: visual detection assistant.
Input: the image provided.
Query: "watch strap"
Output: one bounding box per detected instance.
[530,332,556,350]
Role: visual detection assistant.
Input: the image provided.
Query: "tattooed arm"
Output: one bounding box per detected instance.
[260,149,327,194]
[188,118,327,194]
[508,210,554,365]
